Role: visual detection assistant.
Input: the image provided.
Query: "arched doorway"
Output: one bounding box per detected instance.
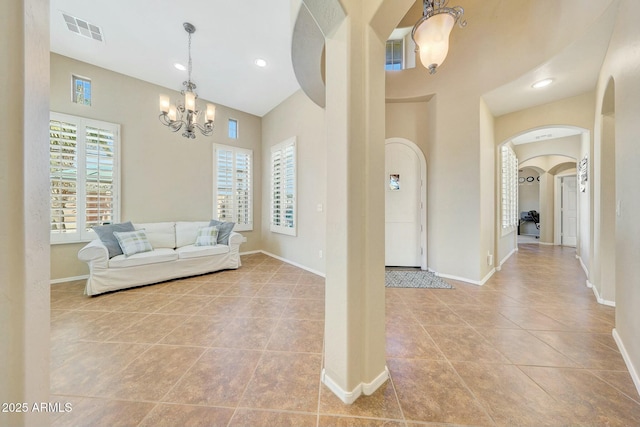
[496,126,587,267]
[385,138,427,270]
[593,77,616,305]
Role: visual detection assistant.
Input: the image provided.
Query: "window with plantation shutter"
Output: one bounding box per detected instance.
[213,144,253,231]
[501,144,518,234]
[270,137,296,236]
[50,112,120,243]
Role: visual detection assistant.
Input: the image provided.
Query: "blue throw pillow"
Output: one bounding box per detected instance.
[92,221,135,258]
[209,220,235,245]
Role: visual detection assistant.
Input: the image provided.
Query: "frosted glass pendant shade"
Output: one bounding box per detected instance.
[206,103,216,122]
[159,94,171,113]
[413,13,455,74]
[184,90,196,112]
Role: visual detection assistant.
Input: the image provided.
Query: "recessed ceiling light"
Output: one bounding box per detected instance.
[254,58,267,68]
[532,78,554,89]
[174,63,186,71]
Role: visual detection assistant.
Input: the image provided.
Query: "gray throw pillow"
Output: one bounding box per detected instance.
[93,221,135,258]
[209,220,235,245]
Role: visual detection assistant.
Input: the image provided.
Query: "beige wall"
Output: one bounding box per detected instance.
[494,93,596,145]
[50,53,263,280]
[479,98,496,280]
[261,89,326,273]
[594,0,640,383]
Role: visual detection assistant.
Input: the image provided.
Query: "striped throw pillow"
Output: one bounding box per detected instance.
[194,226,219,246]
[113,229,153,256]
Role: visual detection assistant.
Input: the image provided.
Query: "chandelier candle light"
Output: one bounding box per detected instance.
[159,22,215,139]
[411,0,467,74]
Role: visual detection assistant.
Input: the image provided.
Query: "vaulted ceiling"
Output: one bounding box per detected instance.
[51,0,617,119]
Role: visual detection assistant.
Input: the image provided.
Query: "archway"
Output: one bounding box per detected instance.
[519,156,577,245]
[496,126,586,269]
[593,77,616,305]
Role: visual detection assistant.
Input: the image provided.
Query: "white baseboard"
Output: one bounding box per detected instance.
[538,241,555,246]
[321,366,389,404]
[50,275,88,285]
[499,248,516,270]
[259,250,325,277]
[586,280,616,307]
[239,249,262,256]
[437,269,494,287]
[612,328,640,398]
[576,254,589,277]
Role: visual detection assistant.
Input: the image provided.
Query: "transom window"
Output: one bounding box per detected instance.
[228,118,238,139]
[385,39,403,71]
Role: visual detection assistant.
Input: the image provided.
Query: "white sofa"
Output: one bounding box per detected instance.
[78,221,243,296]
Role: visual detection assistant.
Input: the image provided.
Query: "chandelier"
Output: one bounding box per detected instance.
[411,0,467,74]
[159,22,215,139]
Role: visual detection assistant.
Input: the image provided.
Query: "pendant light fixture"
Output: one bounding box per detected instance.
[159,22,215,139]
[411,0,467,74]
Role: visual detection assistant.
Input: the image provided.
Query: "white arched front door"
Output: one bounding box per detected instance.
[385,138,426,268]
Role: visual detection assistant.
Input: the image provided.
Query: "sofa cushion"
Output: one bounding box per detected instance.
[209,220,235,245]
[175,221,210,248]
[194,226,219,246]
[92,221,135,258]
[176,244,229,259]
[113,229,153,257]
[134,222,176,248]
[109,248,178,268]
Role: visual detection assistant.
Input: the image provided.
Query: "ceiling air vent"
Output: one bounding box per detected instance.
[62,13,104,42]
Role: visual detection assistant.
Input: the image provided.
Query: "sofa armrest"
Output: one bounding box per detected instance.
[228,231,244,246]
[78,239,109,268]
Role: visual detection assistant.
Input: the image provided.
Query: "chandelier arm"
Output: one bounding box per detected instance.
[191,121,215,136]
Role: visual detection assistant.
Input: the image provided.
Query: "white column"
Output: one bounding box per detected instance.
[321,0,403,403]
[0,0,51,425]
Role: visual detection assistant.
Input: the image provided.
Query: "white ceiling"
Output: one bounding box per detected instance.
[50,0,301,117]
[50,0,617,122]
[482,1,617,118]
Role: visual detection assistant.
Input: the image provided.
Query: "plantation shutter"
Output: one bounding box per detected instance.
[234,150,252,228]
[271,148,283,228]
[501,145,518,231]
[50,112,120,243]
[270,137,296,236]
[50,119,79,238]
[85,125,116,229]
[215,147,234,222]
[213,144,253,231]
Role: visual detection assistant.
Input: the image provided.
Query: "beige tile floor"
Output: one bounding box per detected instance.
[50,245,640,426]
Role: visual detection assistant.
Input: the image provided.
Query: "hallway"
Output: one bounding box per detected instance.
[49,246,640,426]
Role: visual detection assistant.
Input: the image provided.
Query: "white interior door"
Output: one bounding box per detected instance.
[385,142,421,266]
[562,176,577,247]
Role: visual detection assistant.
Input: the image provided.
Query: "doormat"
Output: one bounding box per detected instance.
[385,269,453,289]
